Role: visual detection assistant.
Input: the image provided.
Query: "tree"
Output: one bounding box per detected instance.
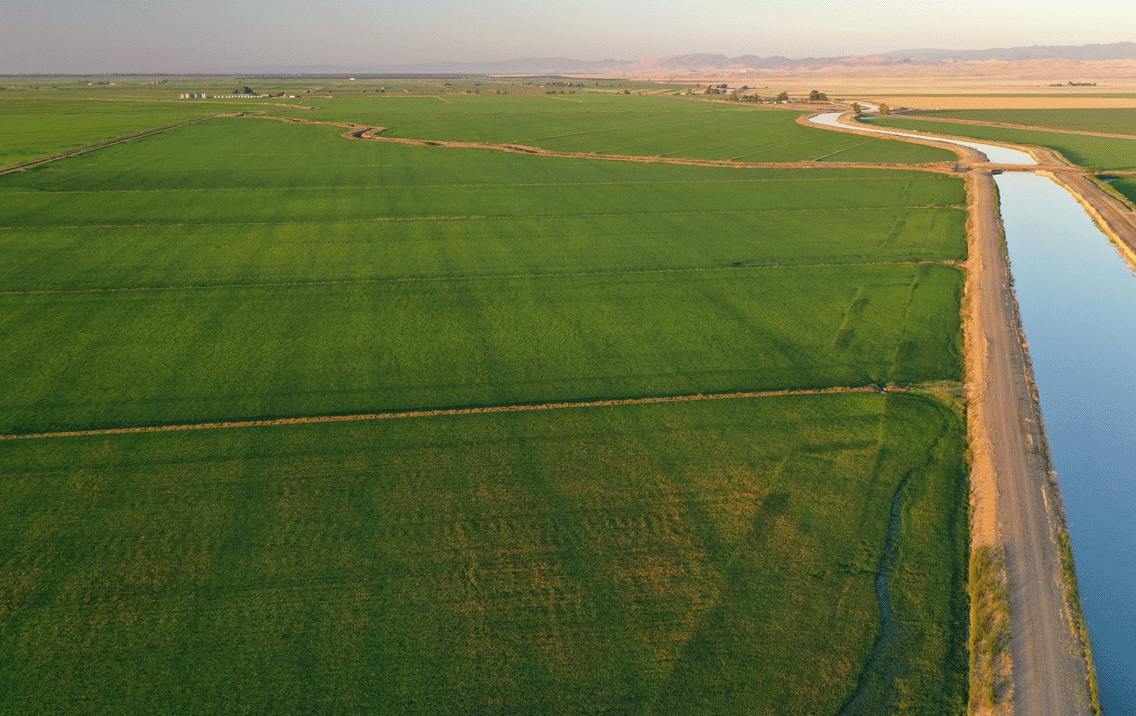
[777,91,789,102]
[852,102,862,115]
[879,103,891,115]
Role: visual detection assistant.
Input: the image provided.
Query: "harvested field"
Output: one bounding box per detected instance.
[868,96,1136,111]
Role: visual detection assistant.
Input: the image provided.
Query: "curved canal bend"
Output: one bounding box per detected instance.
[809,111,1136,713]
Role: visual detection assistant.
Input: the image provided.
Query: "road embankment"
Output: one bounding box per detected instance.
[965,169,1093,716]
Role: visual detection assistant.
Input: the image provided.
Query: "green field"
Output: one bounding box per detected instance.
[1107,177,1136,205]
[907,108,1136,136]
[864,115,1136,170]
[0,92,970,713]
[0,119,965,435]
[279,94,957,163]
[0,98,269,168]
[0,394,968,715]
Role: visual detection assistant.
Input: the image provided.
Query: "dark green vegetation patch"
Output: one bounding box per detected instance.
[1108,177,1136,206]
[0,395,968,715]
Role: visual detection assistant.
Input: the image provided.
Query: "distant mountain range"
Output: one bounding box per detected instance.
[336,42,1136,76]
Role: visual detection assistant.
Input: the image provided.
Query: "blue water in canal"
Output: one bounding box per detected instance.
[997,172,1136,714]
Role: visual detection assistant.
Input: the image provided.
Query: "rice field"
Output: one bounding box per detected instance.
[0,93,971,713]
[865,115,1136,171]
[0,394,968,715]
[280,94,958,163]
[907,109,1136,136]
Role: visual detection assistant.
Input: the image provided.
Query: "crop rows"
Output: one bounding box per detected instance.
[0,104,971,714]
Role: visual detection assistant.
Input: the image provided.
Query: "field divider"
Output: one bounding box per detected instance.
[0,175,948,196]
[0,386,901,441]
[0,204,967,232]
[236,114,960,174]
[0,260,964,296]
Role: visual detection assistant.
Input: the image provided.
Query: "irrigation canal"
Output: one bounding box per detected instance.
[810,112,1136,712]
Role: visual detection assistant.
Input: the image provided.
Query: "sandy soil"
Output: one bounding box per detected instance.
[603,59,1136,102]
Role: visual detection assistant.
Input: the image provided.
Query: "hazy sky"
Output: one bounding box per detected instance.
[3,0,1134,73]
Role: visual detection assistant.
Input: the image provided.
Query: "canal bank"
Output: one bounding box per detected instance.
[807,110,1104,716]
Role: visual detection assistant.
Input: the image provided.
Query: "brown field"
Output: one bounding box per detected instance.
[870,96,1136,110]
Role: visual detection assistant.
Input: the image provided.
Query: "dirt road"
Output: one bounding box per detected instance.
[1049,171,1136,266]
[966,170,1093,716]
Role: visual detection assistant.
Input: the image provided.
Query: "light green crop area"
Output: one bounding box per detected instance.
[0,95,970,714]
[910,108,1136,136]
[865,115,1136,170]
[280,93,957,163]
[0,394,968,716]
[0,98,266,167]
[0,119,965,434]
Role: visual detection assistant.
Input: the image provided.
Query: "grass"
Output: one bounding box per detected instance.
[968,546,1012,714]
[908,109,1136,137]
[277,94,957,163]
[1108,177,1136,206]
[863,115,1136,171]
[1058,530,1102,716]
[0,393,968,715]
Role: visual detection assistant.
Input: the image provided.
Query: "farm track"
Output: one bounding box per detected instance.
[0,386,890,441]
[0,260,962,296]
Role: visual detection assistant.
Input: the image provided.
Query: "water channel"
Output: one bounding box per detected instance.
[808,112,1037,165]
[809,112,1136,712]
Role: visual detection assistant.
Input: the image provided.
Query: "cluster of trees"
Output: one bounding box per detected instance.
[808,90,829,101]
